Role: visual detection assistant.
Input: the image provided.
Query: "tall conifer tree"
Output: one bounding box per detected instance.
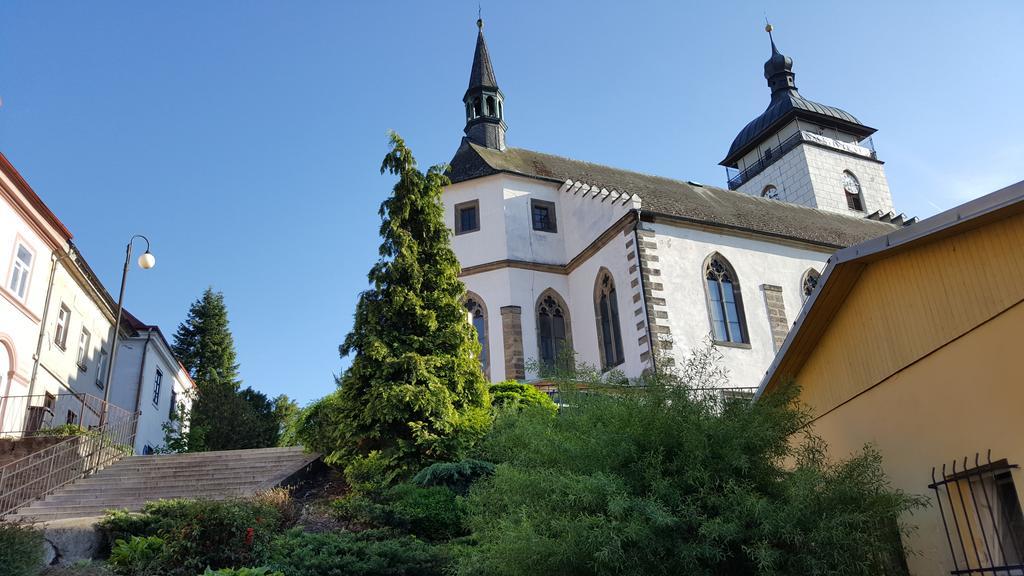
[172,288,244,451]
[310,132,490,470]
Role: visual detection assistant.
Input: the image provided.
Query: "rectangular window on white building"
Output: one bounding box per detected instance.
[96,349,109,389]
[77,328,91,370]
[454,200,480,235]
[152,369,163,406]
[54,303,71,350]
[8,243,34,300]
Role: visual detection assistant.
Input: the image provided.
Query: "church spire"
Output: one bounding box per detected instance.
[463,18,506,150]
[763,23,797,97]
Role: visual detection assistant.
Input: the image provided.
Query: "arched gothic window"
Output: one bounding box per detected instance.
[801,269,821,302]
[703,254,748,344]
[594,270,625,369]
[473,97,482,118]
[842,170,863,211]
[464,294,489,377]
[537,290,571,371]
[486,96,496,117]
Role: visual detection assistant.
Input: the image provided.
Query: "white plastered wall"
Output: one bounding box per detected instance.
[651,223,831,389]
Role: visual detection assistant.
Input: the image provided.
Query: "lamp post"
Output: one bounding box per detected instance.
[100,235,155,426]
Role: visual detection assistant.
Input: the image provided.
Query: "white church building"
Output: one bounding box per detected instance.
[445,21,914,389]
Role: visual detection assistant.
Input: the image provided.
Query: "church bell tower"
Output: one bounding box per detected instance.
[463,19,506,150]
[721,25,896,218]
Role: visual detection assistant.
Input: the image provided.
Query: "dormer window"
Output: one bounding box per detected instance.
[455,200,480,235]
[531,199,557,233]
[843,171,863,211]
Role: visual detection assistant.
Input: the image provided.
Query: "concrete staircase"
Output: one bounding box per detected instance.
[7,446,321,522]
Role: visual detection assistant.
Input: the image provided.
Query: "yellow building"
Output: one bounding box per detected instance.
[758,180,1024,575]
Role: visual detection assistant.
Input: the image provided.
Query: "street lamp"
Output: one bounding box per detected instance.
[100,234,155,425]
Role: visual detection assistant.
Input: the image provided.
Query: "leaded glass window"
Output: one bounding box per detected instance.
[704,255,748,344]
[595,271,625,369]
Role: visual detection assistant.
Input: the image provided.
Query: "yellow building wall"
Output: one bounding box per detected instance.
[790,212,1024,575]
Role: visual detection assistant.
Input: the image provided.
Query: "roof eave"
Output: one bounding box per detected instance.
[720,109,877,168]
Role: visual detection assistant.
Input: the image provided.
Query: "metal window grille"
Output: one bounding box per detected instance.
[929,451,1024,575]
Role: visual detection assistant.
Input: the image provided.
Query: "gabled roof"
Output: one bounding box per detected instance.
[448,139,897,249]
[721,91,875,167]
[756,178,1024,399]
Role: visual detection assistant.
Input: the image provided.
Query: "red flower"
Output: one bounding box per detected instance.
[245,527,254,546]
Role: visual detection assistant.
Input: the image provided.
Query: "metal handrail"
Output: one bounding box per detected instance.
[726,131,877,190]
[0,392,137,517]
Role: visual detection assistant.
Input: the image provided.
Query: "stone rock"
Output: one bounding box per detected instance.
[40,516,104,566]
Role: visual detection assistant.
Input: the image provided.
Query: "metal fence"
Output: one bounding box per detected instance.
[0,392,137,517]
[929,451,1024,575]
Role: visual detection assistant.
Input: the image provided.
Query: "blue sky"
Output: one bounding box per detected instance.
[2,1,1022,405]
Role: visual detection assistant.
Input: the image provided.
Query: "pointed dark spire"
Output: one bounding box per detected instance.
[763,23,797,97]
[463,18,506,150]
[467,18,498,96]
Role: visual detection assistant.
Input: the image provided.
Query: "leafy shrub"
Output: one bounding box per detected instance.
[488,381,557,416]
[385,483,466,540]
[0,521,45,576]
[108,536,165,575]
[266,528,445,576]
[345,450,402,495]
[99,497,284,575]
[411,459,495,494]
[98,509,164,552]
[454,354,926,576]
[331,492,393,528]
[39,423,90,437]
[199,568,283,576]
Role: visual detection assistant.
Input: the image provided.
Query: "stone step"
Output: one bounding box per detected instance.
[52,481,269,498]
[6,447,322,522]
[83,464,304,481]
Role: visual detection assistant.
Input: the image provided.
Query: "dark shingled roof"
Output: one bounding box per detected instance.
[465,25,498,98]
[721,91,875,167]
[448,139,897,249]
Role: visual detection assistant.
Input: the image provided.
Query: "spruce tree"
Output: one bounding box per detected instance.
[310,132,491,471]
[172,288,245,451]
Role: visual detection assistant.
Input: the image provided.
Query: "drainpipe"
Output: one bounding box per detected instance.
[632,208,657,375]
[27,249,64,399]
[130,329,153,452]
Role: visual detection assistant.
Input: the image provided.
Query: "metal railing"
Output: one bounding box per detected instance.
[0,392,112,437]
[0,392,137,517]
[726,130,877,190]
[929,451,1024,575]
[544,385,758,412]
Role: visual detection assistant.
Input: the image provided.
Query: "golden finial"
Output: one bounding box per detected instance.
[477,18,483,30]
[765,23,773,33]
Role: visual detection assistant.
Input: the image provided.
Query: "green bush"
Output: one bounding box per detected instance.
[489,381,557,416]
[108,536,165,575]
[266,528,445,576]
[454,354,926,576]
[99,497,285,575]
[411,459,495,494]
[98,509,164,552]
[331,492,393,528]
[199,568,283,576]
[344,450,402,495]
[385,483,466,541]
[0,521,45,576]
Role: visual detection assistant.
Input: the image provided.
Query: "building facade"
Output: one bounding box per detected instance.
[758,180,1024,575]
[0,151,189,452]
[445,22,908,388]
[109,311,194,454]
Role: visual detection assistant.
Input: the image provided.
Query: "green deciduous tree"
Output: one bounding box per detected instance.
[303,132,490,473]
